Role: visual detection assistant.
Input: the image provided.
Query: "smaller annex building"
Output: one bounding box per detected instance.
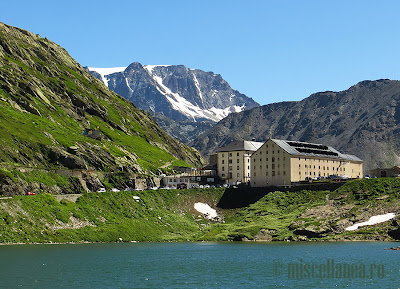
[251,139,363,187]
[216,140,264,185]
[369,166,400,178]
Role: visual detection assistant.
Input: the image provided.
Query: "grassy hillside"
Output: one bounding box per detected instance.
[0,178,399,244]
[0,22,204,178]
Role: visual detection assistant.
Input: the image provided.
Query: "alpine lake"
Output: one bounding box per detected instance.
[1,241,399,288]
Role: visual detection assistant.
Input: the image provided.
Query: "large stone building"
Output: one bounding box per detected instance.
[251,139,363,187]
[216,140,264,185]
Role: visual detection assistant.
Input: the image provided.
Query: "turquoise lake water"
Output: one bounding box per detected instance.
[0,242,399,288]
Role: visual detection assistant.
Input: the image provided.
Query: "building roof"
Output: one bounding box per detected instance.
[270,139,363,162]
[216,140,264,153]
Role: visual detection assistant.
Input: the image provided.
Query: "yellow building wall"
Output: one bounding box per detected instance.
[290,157,363,181]
[217,150,252,185]
[251,140,291,187]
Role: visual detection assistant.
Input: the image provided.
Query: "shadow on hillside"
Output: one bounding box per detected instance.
[217,182,344,209]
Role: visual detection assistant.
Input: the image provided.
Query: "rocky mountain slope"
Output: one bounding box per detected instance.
[87,63,259,142]
[0,22,204,176]
[192,79,400,171]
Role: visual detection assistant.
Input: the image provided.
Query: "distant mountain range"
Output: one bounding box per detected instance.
[191,79,400,172]
[87,64,259,142]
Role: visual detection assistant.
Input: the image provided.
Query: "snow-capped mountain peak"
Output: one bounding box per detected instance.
[87,63,259,123]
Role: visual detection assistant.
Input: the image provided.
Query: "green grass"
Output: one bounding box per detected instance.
[1,178,399,244]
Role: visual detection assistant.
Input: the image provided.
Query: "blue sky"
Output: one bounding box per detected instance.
[3,0,400,105]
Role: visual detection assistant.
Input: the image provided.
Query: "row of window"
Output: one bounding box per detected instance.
[253,157,286,163]
[221,166,250,171]
[254,164,285,170]
[221,152,246,157]
[222,159,249,164]
[299,164,346,171]
[254,171,286,177]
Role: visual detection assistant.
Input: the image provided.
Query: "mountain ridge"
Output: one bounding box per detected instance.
[192,78,400,171]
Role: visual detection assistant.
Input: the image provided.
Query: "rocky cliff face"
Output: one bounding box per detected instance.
[192,79,400,171]
[87,63,259,142]
[0,22,204,175]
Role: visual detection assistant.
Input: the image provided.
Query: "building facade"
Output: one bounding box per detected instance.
[251,139,363,187]
[216,140,264,185]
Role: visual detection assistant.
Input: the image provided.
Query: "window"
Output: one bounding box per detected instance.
[266,172,268,176]
[254,172,256,176]
[237,166,240,170]
[299,164,301,168]
[247,159,250,163]
[229,159,232,164]
[222,174,225,177]
[273,151,275,154]
[272,157,275,162]
[229,166,232,171]
[222,153,224,157]
[248,166,250,169]
[229,153,232,157]
[222,160,225,164]
[266,158,268,162]
[278,171,280,175]
[283,171,286,175]
[222,166,225,171]
[272,164,275,169]
[272,171,275,176]
[237,173,240,177]
[237,152,239,156]
[237,159,239,163]
[260,165,262,169]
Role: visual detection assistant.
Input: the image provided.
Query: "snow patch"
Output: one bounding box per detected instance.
[345,213,396,231]
[87,67,126,86]
[194,202,218,219]
[192,72,203,102]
